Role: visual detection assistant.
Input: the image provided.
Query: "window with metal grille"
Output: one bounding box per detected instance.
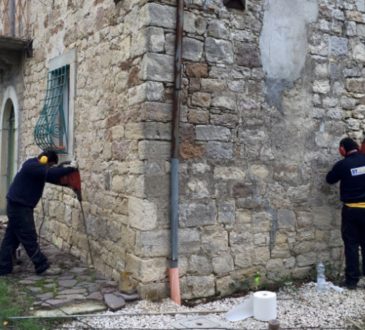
[34,65,70,153]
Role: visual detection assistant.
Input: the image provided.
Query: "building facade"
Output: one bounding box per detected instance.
[1,0,365,299]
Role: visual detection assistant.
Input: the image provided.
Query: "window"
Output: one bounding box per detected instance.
[34,49,76,159]
[223,0,246,10]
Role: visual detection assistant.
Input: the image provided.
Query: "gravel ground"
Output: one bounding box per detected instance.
[59,279,365,330]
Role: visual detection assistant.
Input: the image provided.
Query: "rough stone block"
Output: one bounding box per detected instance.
[218,201,235,225]
[128,82,164,105]
[141,102,172,122]
[234,251,253,268]
[205,37,234,64]
[329,36,348,55]
[180,228,201,254]
[135,229,169,257]
[353,43,365,62]
[191,92,211,107]
[210,113,238,128]
[201,78,226,92]
[138,281,169,300]
[313,80,330,94]
[211,94,236,110]
[184,11,207,35]
[277,209,296,230]
[180,200,217,227]
[140,53,174,82]
[126,254,167,283]
[214,166,245,180]
[206,142,233,159]
[253,246,270,266]
[131,27,165,57]
[186,63,209,78]
[234,43,261,67]
[208,20,229,39]
[201,229,229,255]
[138,141,171,160]
[212,254,234,274]
[186,178,210,199]
[216,275,236,296]
[346,78,365,93]
[128,197,157,230]
[296,252,316,267]
[181,275,215,299]
[144,174,169,198]
[196,125,231,141]
[252,211,272,233]
[143,122,171,140]
[183,37,204,61]
[188,255,213,274]
[139,3,176,29]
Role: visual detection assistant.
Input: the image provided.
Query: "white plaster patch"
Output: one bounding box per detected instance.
[260,0,318,81]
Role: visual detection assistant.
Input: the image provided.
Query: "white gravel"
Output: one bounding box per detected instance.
[60,279,365,329]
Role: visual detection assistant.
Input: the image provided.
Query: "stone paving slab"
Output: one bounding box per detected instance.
[0,223,139,315]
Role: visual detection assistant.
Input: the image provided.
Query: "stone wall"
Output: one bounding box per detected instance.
[0,50,24,212]
[24,0,149,281]
[8,0,365,300]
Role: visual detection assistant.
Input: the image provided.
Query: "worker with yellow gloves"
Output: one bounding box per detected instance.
[326,137,365,290]
[0,150,77,276]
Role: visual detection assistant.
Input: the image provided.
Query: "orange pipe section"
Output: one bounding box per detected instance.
[169,267,181,305]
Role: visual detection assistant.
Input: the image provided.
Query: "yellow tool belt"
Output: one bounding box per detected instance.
[345,202,365,208]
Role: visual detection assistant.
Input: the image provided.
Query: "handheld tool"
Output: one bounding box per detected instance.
[58,169,94,267]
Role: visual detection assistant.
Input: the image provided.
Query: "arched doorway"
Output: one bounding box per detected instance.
[0,99,17,214]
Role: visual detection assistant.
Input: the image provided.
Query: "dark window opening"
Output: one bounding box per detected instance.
[223,0,246,10]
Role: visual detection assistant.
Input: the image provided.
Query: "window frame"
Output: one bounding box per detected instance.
[48,49,77,161]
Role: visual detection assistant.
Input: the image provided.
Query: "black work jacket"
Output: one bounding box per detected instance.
[326,152,365,203]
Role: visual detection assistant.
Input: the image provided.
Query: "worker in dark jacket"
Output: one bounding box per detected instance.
[326,137,365,289]
[0,150,76,276]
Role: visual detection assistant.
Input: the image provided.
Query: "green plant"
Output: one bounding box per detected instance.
[0,278,60,330]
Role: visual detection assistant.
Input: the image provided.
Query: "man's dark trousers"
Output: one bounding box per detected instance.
[342,205,365,285]
[0,200,48,275]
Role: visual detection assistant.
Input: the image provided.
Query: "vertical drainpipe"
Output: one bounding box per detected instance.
[169,0,184,305]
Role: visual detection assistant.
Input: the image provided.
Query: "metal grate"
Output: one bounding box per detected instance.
[34,65,70,153]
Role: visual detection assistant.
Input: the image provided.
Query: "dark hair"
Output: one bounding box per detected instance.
[339,137,359,152]
[38,150,59,164]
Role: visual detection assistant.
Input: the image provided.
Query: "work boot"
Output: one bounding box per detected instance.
[40,266,62,276]
[36,263,62,276]
[35,262,50,275]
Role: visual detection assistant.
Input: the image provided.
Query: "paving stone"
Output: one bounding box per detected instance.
[58,288,88,295]
[44,283,57,289]
[59,279,77,288]
[70,267,88,274]
[25,275,42,281]
[19,279,36,285]
[41,298,70,307]
[115,291,140,301]
[34,301,107,317]
[87,291,103,301]
[104,293,126,311]
[101,286,116,294]
[59,275,75,280]
[0,228,128,314]
[36,292,54,300]
[55,294,86,301]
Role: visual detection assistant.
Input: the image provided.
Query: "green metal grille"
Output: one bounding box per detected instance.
[34,65,69,153]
